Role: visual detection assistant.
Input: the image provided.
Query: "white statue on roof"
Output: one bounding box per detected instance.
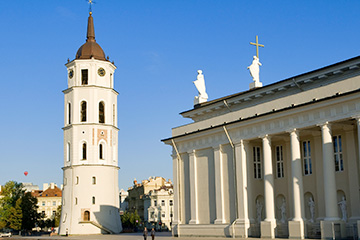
[193,70,208,105]
[248,56,263,89]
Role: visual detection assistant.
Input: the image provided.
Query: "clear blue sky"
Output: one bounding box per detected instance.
[1,1,360,191]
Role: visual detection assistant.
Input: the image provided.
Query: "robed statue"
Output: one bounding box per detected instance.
[193,70,208,105]
[248,56,262,83]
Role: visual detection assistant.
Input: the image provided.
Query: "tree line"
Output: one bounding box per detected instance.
[0,181,61,233]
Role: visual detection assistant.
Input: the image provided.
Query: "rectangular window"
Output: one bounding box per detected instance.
[42,201,45,206]
[154,200,157,206]
[333,135,344,172]
[81,69,88,85]
[53,201,56,206]
[161,200,165,206]
[276,146,284,178]
[253,146,262,179]
[52,211,56,216]
[169,200,173,206]
[162,212,165,218]
[302,140,312,175]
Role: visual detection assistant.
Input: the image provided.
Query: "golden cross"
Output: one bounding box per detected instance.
[250,35,264,58]
[87,0,95,13]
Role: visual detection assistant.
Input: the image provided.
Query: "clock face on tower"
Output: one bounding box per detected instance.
[98,67,106,77]
[69,69,74,79]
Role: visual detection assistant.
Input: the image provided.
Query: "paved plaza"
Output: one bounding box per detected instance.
[4,232,319,240]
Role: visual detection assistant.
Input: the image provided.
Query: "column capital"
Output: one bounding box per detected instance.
[260,134,271,140]
[234,139,248,147]
[188,149,196,155]
[286,128,298,135]
[212,144,222,151]
[317,121,331,128]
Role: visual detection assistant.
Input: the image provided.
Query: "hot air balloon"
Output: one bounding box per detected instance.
[24,171,28,176]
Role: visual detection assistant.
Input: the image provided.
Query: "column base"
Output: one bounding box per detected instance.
[189,219,198,224]
[214,219,225,224]
[233,219,250,238]
[289,220,305,239]
[320,220,345,240]
[261,220,276,239]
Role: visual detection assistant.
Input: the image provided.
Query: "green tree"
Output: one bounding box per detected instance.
[54,205,61,227]
[21,192,41,231]
[0,181,24,230]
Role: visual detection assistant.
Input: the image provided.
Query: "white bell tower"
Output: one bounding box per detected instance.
[59,11,122,235]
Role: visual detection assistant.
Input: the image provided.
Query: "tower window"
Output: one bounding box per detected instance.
[68,103,71,124]
[67,142,71,162]
[81,69,88,85]
[75,197,78,205]
[81,101,87,122]
[76,176,79,185]
[92,176,96,185]
[92,196,95,205]
[99,101,105,123]
[99,143,104,159]
[82,143,87,160]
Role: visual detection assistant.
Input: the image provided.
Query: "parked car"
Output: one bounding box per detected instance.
[0,232,12,237]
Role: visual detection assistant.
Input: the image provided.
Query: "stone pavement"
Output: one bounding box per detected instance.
[1,232,319,240]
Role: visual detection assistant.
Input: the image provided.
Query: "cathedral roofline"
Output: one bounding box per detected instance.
[180,55,360,118]
[162,87,360,143]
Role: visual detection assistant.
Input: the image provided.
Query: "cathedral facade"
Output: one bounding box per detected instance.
[59,12,122,235]
[163,56,360,239]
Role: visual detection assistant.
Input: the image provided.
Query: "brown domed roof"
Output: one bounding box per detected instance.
[76,12,106,61]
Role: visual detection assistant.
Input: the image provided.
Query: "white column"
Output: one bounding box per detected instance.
[289,129,305,221]
[189,150,199,224]
[214,145,226,224]
[261,135,276,239]
[288,129,305,239]
[320,123,339,220]
[262,135,275,222]
[172,154,180,225]
[234,140,250,237]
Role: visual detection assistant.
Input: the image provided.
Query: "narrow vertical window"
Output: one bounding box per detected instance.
[75,198,78,205]
[92,176,96,185]
[276,146,284,178]
[99,101,105,123]
[67,142,71,162]
[302,141,312,175]
[333,135,344,172]
[81,69,88,85]
[253,146,262,179]
[68,103,71,124]
[84,211,90,221]
[76,176,79,185]
[99,144,104,159]
[81,101,87,122]
[113,104,115,125]
[82,143,87,160]
[92,196,95,204]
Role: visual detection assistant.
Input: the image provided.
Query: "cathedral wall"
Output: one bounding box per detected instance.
[221,144,236,223]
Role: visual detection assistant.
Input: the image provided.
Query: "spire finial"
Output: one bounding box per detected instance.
[86,4,95,42]
[87,0,95,14]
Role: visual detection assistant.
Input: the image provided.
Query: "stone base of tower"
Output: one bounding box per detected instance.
[59,165,122,235]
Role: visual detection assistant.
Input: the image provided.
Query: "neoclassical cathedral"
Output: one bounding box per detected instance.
[163,56,360,238]
[59,11,122,234]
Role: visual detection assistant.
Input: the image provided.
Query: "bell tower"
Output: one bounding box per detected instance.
[59,10,122,235]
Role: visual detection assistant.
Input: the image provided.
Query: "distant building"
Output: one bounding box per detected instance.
[22,182,40,192]
[127,177,172,222]
[32,183,62,219]
[144,185,174,230]
[119,189,128,214]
